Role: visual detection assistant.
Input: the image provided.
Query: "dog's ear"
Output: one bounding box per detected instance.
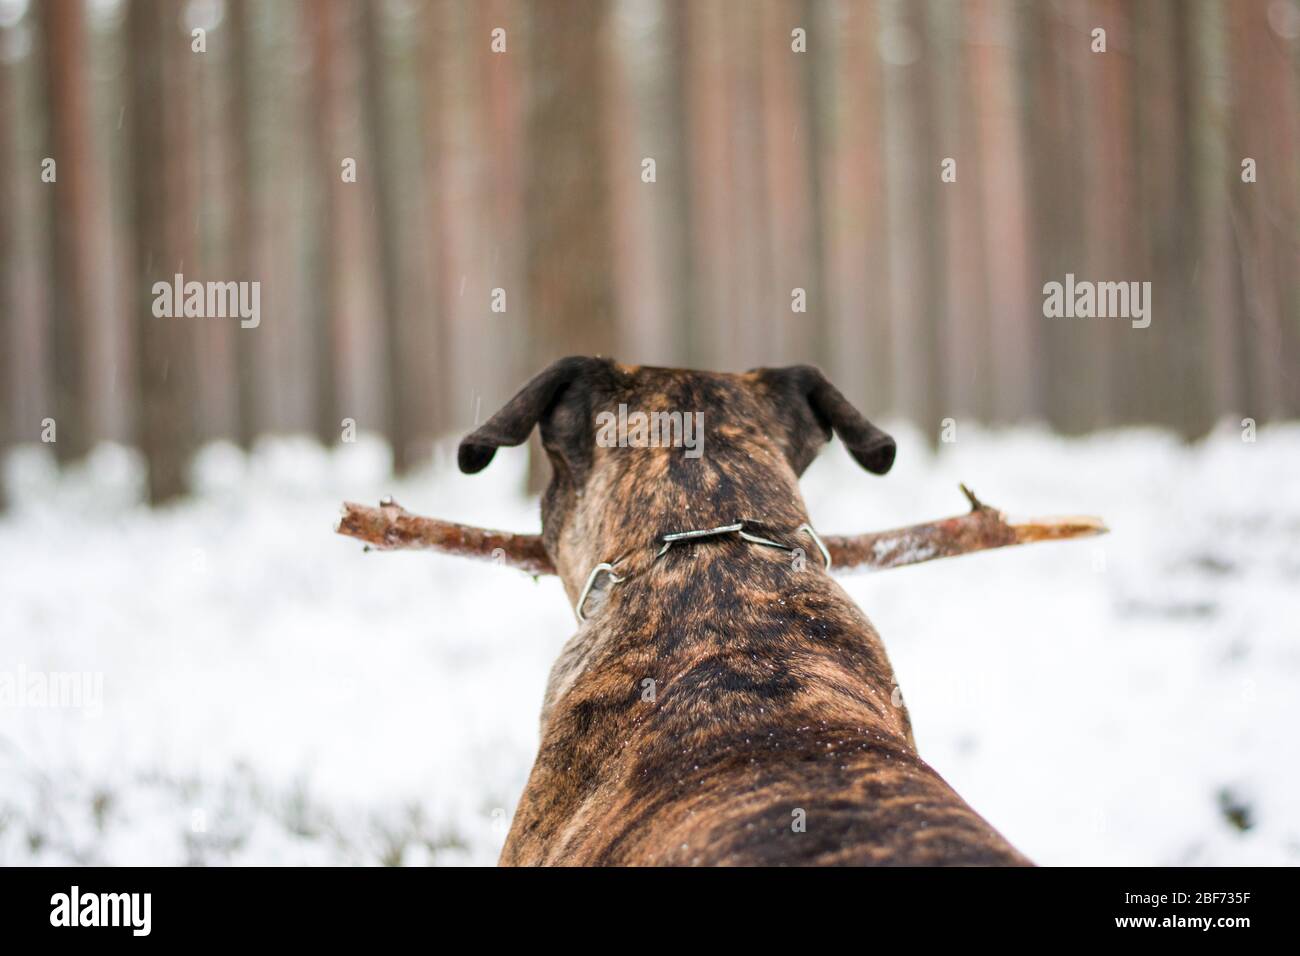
[756,365,896,475]
[458,356,607,474]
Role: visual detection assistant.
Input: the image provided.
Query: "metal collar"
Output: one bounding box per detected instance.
[576,520,831,622]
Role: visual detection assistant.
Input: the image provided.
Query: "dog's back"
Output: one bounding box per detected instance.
[504,537,1028,866]
[460,358,1030,866]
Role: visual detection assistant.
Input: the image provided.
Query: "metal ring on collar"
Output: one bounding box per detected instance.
[798,522,832,570]
[576,562,624,623]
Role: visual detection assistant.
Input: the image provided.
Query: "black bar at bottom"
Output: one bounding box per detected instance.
[0,865,1289,943]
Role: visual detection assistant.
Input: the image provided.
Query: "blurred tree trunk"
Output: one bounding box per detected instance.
[1132,0,1174,427]
[129,0,198,503]
[295,2,384,455]
[524,0,617,489]
[685,0,734,370]
[305,0,344,447]
[425,0,497,448]
[932,0,989,423]
[823,0,890,415]
[525,0,618,358]
[360,0,417,473]
[227,0,262,448]
[728,7,771,370]
[419,0,457,441]
[662,0,698,365]
[1227,0,1298,423]
[377,0,442,464]
[1139,0,1212,436]
[759,0,814,365]
[0,50,12,509]
[881,0,942,433]
[798,0,832,370]
[39,0,97,462]
[604,0,673,367]
[1080,0,1135,428]
[256,4,313,435]
[968,0,1036,424]
[1187,0,1242,427]
[1030,2,1088,432]
[3,46,52,461]
[476,0,527,400]
[192,9,237,444]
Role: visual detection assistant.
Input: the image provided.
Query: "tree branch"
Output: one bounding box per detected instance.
[823,484,1107,572]
[336,498,555,575]
[336,486,1107,576]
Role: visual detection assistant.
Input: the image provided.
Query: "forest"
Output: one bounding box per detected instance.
[1,0,1297,503]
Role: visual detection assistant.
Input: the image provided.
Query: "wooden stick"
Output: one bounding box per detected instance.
[336,498,555,575]
[823,484,1107,572]
[336,485,1107,575]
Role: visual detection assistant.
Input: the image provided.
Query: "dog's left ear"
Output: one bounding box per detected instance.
[459,356,608,474]
[756,365,896,475]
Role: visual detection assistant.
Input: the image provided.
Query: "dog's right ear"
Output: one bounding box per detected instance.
[458,356,606,474]
[756,365,896,476]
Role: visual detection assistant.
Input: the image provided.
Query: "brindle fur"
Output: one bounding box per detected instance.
[460,358,1031,866]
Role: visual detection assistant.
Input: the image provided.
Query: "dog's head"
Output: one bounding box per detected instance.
[459,358,894,601]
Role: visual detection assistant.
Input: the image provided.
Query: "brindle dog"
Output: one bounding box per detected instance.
[460,357,1031,866]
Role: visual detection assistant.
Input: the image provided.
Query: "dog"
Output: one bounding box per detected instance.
[459,357,1031,866]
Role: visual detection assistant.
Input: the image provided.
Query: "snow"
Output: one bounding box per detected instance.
[2,422,1298,866]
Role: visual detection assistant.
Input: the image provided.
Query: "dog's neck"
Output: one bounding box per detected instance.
[548,444,815,608]
[576,519,826,620]
[537,517,912,751]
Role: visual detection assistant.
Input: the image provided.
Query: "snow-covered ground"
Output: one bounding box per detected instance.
[2,422,1297,866]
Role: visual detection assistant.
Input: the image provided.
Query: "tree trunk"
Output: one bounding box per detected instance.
[968,0,1037,424]
[881,0,942,433]
[823,0,890,416]
[662,0,698,366]
[360,0,417,473]
[932,0,989,423]
[129,0,198,503]
[759,0,815,365]
[419,0,457,441]
[1226,0,1298,423]
[39,0,97,463]
[304,0,343,448]
[227,0,263,448]
[524,0,618,490]
[684,0,734,370]
[0,50,12,510]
